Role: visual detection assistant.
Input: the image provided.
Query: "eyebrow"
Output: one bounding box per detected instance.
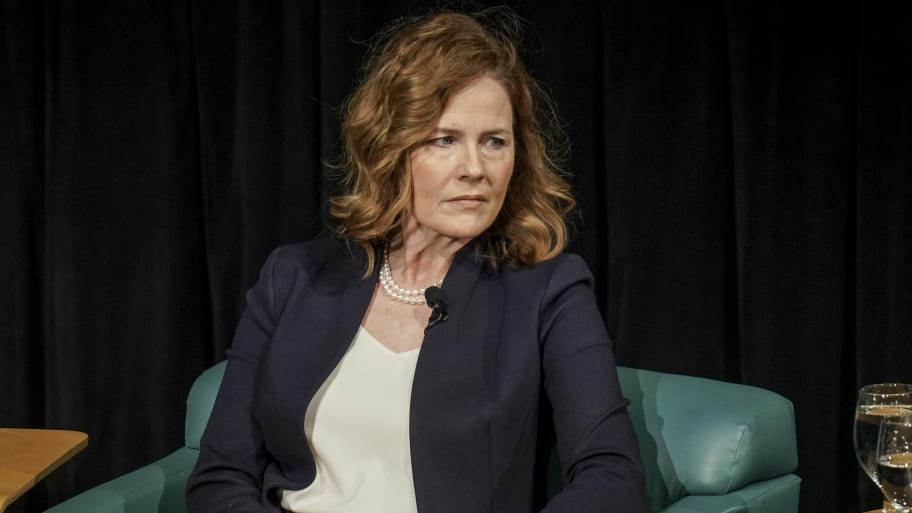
[432,126,514,137]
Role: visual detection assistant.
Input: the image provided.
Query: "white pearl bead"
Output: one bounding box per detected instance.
[380,245,442,306]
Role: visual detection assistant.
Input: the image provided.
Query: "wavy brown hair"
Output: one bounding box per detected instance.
[330,9,575,273]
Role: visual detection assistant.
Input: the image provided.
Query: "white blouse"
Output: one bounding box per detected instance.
[280,326,420,513]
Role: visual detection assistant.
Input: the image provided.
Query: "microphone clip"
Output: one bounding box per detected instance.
[424,286,449,332]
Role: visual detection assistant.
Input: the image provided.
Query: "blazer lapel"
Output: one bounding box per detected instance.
[324,247,378,367]
[272,241,378,419]
[411,245,502,513]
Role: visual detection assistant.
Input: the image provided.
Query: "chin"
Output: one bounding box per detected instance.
[453,220,497,239]
[418,214,498,242]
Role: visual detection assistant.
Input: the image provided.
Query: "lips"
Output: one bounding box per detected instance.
[447,195,486,202]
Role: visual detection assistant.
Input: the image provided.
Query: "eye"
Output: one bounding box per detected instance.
[433,135,456,147]
[484,137,507,149]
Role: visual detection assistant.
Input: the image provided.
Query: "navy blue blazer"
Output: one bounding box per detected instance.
[186,237,649,513]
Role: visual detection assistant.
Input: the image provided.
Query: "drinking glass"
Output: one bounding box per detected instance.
[854,384,912,511]
[877,413,912,512]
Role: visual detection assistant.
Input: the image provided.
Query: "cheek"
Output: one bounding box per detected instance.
[495,159,515,197]
[409,156,439,204]
[415,171,444,201]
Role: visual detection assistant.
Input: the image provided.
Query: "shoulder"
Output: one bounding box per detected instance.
[261,237,370,291]
[498,252,593,290]
[537,252,592,278]
[483,252,603,345]
[484,252,595,316]
[270,237,364,267]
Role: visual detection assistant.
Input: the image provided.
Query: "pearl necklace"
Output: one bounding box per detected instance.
[379,246,444,305]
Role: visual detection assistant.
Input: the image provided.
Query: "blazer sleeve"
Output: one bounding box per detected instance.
[186,248,285,513]
[538,255,650,513]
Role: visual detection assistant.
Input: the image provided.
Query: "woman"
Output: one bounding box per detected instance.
[187,9,649,513]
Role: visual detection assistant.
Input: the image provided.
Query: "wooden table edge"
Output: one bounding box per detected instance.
[33,430,88,483]
[0,429,88,513]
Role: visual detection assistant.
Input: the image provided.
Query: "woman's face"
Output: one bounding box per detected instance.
[407,75,515,245]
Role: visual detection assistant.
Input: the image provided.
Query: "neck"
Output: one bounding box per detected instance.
[387,228,468,289]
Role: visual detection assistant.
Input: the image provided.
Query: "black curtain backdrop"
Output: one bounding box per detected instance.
[2,1,910,512]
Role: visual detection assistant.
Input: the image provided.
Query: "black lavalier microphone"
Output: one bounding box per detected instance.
[424,286,449,332]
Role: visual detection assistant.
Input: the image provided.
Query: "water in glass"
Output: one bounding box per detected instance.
[877,414,912,512]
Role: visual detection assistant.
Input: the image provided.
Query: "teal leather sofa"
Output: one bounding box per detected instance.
[45,363,800,513]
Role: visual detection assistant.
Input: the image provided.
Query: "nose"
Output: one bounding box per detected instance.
[460,145,485,181]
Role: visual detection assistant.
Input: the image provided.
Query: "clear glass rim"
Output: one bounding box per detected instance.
[859,383,912,397]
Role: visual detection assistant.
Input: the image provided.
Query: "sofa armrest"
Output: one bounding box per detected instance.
[44,448,198,513]
[658,474,801,513]
[617,367,798,509]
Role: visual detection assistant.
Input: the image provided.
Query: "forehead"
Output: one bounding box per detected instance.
[436,76,514,130]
